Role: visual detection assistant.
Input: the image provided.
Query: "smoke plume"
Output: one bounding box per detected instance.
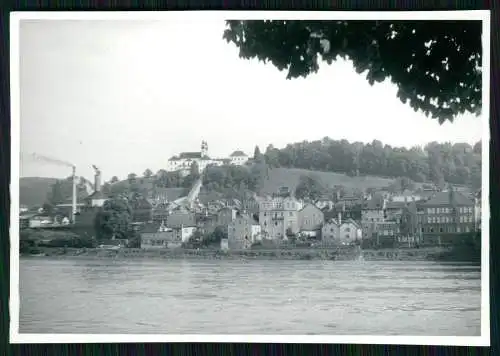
[21,152,74,168]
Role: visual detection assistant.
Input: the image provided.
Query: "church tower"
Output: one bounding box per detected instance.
[201,140,208,157]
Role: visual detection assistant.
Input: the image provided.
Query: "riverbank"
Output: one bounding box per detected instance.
[19,245,478,263]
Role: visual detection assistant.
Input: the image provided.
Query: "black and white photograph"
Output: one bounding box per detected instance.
[10,11,489,345]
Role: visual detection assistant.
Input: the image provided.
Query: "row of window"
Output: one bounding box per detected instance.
[426,225,471,233]
[426,215,474,224]
[261,202,298,210]
[427,207,473,214]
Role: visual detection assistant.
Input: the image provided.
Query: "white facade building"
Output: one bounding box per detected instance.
[166,141,248,173]
[229,151,249,166]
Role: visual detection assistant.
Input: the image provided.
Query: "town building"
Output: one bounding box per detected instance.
[338,218,362,245]
[229,151,249,166]
[217,207,238,226]
[140,221,196,249]
[390,189,423,203]
[400,201,425,245]
[321,218,340,242]
[375,221,401,247]
[85,169,108,208]
[384,201,407,223]
[251,223,262,242]
[321,213,361,245]
[140,222,170,249]
[195,212,217,235]
[227,214,255,249]
[166,208,196,229]
[314,194,335,210]
[166,141,248,174]
[152,207,169,223]
[298,203,324,237]
[258,194,303,240]
[419,190,476,245]
[335,189,361,208]
[361,194,386,239]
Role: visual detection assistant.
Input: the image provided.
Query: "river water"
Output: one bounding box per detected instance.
[19,258,481,335]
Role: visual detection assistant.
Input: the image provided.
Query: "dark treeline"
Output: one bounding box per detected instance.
[262,138,482,189]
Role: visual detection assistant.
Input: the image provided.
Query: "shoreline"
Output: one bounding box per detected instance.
[20,246,479,263]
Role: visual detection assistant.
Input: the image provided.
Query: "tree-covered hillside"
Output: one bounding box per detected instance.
[262,139,481,190]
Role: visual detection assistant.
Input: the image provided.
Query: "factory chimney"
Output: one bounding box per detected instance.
[72,166,77,224]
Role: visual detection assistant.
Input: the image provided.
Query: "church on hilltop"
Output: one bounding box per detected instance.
[166,141,249,175]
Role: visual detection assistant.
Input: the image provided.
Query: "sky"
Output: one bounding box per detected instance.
[18,18,483,183]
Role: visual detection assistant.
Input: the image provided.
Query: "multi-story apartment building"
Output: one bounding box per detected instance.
[228,214,255,250]
[259,195,303,240]
[419,191,476,245]
[361,195,386,239]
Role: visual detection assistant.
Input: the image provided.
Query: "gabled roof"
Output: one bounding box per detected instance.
[299,203,323,214]
[230,150,247,157]
[385,201,407,210]
[421,191,474,207]
[179,152,203,159]
[140,222,162,234]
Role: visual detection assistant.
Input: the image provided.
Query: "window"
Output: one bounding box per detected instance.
[465,226,470,232]
[289,212,293,216]
[427,208,432,214]
[457,227,461,233]
[275,221,278,226]
[430,227,434,233]
[439,227,443,233]
[263,212,267,217]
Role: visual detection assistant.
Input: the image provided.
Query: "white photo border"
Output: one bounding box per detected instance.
[9,10,491,346]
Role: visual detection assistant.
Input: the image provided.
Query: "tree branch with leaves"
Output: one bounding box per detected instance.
[223,20,482,122]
